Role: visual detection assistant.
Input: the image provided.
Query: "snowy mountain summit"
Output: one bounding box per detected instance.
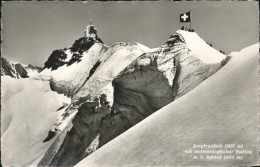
[43,24,103,71]
[2,28,235,167]
[40,24,105,96]
[177,30,226,63]
[35,29,229,166]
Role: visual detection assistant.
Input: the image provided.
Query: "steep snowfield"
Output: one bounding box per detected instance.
[1,76,71,166]
[25,68,38,77]
[23,66,40,77]
[177,30,226,63]
[75,43,259,167]
[40,43,107,81]
[39,43,108,96]
[35,42,151,166]
[74,42,150,105]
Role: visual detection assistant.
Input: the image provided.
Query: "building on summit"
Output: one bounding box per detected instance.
[84,20,97,38]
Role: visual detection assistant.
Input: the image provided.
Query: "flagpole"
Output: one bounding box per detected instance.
[189,10,191,29]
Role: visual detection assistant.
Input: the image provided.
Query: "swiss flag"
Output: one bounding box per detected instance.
[180,12,191,23]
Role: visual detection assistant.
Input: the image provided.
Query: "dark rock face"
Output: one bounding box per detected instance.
[1,57,18,78]
[99,65,175,147]
[1,57,42,78]
[43,130,57,143]
[67,54,83,66]
[44,50,67,70]
[42,43,107,98]
[44,37,103,71]
[14,64,29,78]
[48,100,110,166]
[70,37,103,53]
[88,61,101,80]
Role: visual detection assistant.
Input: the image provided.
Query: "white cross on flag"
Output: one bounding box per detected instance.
[180,12,191,23]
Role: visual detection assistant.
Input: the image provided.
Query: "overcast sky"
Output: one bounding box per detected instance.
[2,1,258,67]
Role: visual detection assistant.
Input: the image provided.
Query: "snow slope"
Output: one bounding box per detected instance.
[40,44,105,82]
[73,42,150,105]
[34,42,151,167]
[75,43,259,167]
[39,43,108,96]
[1,76,71,166]
[23,65,41,77]
[177,30,226,63]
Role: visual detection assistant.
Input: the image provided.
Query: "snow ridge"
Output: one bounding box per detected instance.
[177,30,226,64]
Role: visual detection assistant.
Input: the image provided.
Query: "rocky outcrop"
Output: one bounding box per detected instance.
[40,43,108,97]
[44,36,103,70]
[43,49,68,70]
[1,57,18,78]
[39,31,229,166]
[14,64,29,78]
[52,100,110,166]
[40,33,107,97]
[39,96,111,166]
[70,37,103,53]
[1,57,42,78]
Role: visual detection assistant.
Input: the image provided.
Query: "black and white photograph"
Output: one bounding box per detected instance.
[1,1,259,167]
